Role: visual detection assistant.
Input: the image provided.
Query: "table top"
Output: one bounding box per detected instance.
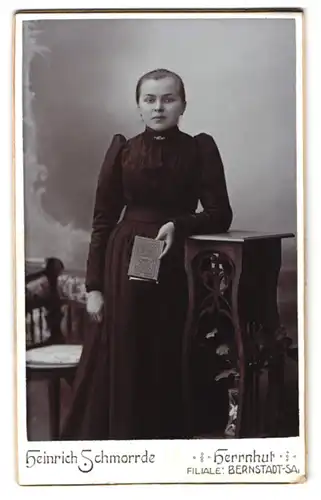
[189,230,295,242]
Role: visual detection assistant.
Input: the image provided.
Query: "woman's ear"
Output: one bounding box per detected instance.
[181,101,187,115]
[137,106,144,122]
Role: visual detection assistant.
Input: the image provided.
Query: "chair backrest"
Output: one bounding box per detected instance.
[25,257,65,349]
[26,258,90,348]
[57,272,88,344]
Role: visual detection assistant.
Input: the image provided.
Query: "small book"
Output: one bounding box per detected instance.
[128,236,165,283]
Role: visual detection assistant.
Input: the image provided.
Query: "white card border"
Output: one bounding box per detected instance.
[13,7,306,487]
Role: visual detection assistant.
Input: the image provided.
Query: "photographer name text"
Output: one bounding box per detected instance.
[26,449,155,473]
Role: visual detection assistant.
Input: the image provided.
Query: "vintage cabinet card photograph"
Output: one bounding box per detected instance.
[13,8,305,485]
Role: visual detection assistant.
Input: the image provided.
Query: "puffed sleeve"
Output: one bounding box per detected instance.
[85,134,127,292]
[173,133,233,237]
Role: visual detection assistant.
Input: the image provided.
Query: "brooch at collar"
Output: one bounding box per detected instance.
[153,135,166,141]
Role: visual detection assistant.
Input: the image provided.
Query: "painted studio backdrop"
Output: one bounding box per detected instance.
[23,17,298,440]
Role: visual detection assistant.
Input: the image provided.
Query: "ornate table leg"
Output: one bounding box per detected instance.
[224,244,245,438]
[183,235,293,439]
[182,240,246,438]
[246,239,290,437]
[237,238,290,437]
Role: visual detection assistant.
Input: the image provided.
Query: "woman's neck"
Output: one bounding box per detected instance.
[144,124,180,140]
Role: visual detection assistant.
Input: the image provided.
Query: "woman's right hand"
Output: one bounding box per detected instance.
[86,290,104,323]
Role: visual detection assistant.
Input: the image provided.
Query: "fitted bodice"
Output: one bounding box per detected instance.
[120,127,200,213]
[85,126,233,292]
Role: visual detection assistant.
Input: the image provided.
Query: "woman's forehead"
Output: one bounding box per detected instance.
[140,77,180,96]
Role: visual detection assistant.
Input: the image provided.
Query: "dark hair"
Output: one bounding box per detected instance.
[135,68,186,104]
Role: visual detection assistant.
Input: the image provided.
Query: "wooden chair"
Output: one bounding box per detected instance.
[25,257,83,440]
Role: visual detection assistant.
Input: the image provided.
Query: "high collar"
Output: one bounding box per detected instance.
[143,125,180,144]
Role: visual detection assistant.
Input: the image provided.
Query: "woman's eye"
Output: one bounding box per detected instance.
[143,96,176,104]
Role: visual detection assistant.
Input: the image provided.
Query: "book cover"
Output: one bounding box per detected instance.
[128,236,165,283]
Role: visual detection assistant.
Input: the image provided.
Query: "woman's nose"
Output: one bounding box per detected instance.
[154,99,164,112]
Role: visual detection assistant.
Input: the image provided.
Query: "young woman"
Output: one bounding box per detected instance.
[61,68,233,440]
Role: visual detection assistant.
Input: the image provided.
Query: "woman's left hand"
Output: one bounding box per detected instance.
[155,222,175,259]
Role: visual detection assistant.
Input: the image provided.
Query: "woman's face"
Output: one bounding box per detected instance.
[137,77,186,131]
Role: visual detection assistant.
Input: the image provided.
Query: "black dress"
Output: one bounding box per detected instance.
[61,125,233,440]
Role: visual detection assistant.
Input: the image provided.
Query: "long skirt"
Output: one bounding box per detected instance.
[60,209,188,440]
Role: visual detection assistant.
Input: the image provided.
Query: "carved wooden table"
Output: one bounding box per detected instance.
[182,230,295,438]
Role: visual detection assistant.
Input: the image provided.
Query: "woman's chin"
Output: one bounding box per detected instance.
[148,122,174,131]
